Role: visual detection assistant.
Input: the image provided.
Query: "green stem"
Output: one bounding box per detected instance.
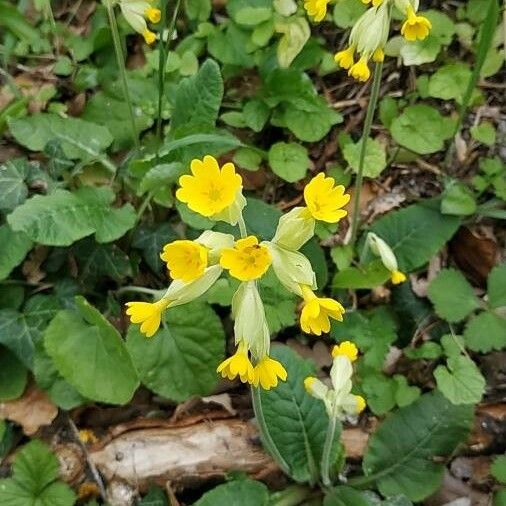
[269,485,312,506]
[116,286,163,296]
[320,412,337,487]
[238,214,248,239]
[349,62,383,246]
[156,0,182,142]
[251,386,291,476]
[106,0,139,151]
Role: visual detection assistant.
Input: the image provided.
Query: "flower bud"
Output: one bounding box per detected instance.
[271,207,315,251]
[367,232,398,272]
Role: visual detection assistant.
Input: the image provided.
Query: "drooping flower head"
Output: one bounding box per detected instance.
[401,4,432,41]
[303,173,350,223]
[332,341,359,362]
[176,155,246,225]
[253,356,288,390]
[299,285,345,335]
[367,232,407,285]
[217,341,255,383]
[303,0,330,22]
[161,240,208,282]
[125,298,170,337]
[220,236,272,281]
[118,0,161,44]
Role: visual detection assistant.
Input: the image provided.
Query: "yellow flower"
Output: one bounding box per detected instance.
[332,341,359,362]
[303,173,350,223]
[303,0,330,22]
[143,29,156,44]
[390,270,407,285]
[176,155,243,218]
[304,376,316,393]
[220,236,271,281]
[145,7,161,23]
[78,429,98,444]
[348,55,371,82]
[160,240,208,283]
[372,47,385,62]
[253,356,288,390]
[334,46,355,70]
[125,298,170,337]
[300,285,345,335]
[355,395,367,414]
[401,5,432,41]
[217,344,255,384]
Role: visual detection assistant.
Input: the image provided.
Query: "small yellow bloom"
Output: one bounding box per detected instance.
[220,236,271,281]
[390,270,407,285]
[217,345,255,384]
[304,376,316,393]
[253,356,288,390]
[303,173,350,223]
[348,55,371,82]
[401,5,432,41]
[78,429,98,445]
[303,0,329,22]
[160,240,208,283]
[125,298,170,337]
[355,395,367,414]
[176,156,243,218]
[334,46,355,70]
[145,7,161,23]
[332,341,359,362]
[300,285,345,335]
[143,29,156,44]
[372,47,385,62]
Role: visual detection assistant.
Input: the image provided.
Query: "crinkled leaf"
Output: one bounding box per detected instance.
[487,263,506,309]
[0,225,32,281]
[0,159,30,211]
[464,311,506,353]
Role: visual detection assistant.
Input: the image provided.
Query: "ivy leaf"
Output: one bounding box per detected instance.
[464,311,506,353]
[8,187,136,246]
[434,355,486,405]
[427,268,480,322]
[367,200,460,272]
[0,225,33,281]
[193,479,269,506]
[258,345,342,483]
[0,440,75,506]
[0,159,30,211]
[487,263,506,309]
[126,302,224,402]
[44,296,139,405]
[362,392,474,501]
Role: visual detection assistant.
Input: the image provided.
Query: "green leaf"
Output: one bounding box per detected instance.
[487,263,506,309]
[170,59,223,137]
[362,392,474,501]
[367,200,460,272]
[44,296,139,404]
[268,142,309,182]
[342,138,387,178]
[139,486,168,506]
[259,271,297,333]
[332,0,366,28]
[399,37,441,66]
[333,261,390,290]
[434,355,485,405]
[0,346,27,401]
[0,225,33,281]
[390,105,453,154]
[0,159,29,211]
[427,268,479,322]
[193,479,269,506]
[441,181,477,216]
[276,17,310,69]
[8,113,113,160]
[8,187,136,246]
[404,342,442,360]
[470,121,496,145]
[258,345,341,483]
[324,486,371,506]
[132,223,177,274]
[243,99,270,132]
[139,163,184,195]
[361,372,397,415]
[464,311,506,352]
[0,440,75,506]
[393,374,421,408]
[428,63,472,103]
[126,302,224,402]
[491,455,506,484]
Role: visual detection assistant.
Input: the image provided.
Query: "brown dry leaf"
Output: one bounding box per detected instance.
[0,385,58,435]
[22,245,48,284]
[239,167,267,191]
[200,394,237,416]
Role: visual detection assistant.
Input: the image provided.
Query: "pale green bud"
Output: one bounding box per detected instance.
[271,207,315,251]
[393,0,419,14]
[367,232,399,272]
[212,190,247,226]
[118,0,150,34]
[197,231,235,264]
[350,2,390,56]
[264,242,316,297]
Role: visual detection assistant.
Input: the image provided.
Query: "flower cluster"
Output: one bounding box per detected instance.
[126,155,350,390]
[304,0,432,82]
[116,0,161,44]
[304,341,366,418]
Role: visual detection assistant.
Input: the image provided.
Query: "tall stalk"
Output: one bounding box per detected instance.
[320,414,337,487]
[349,62,383,246]
[105,0,139,151]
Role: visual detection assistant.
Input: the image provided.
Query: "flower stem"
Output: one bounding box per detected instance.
[250,385,291,476]
[349,62,383,246]
[238,214,248,238]
[106,0,139,151]
[116,286,163,296]
[320,412,337,487]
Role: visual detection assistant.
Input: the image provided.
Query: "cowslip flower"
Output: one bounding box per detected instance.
[304,341,366,418]
[299,285,345,335]
[367,232,407,285]
[400,3,432,41]
[217,341,255,383]
[272,173,350,251]
[332,341,359,362]
[118,0,161,44]
[303,0,330,22]
[160,231,234,283]
[125,298,170,338]
[220,236,272,281]
[176,155,246,226]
